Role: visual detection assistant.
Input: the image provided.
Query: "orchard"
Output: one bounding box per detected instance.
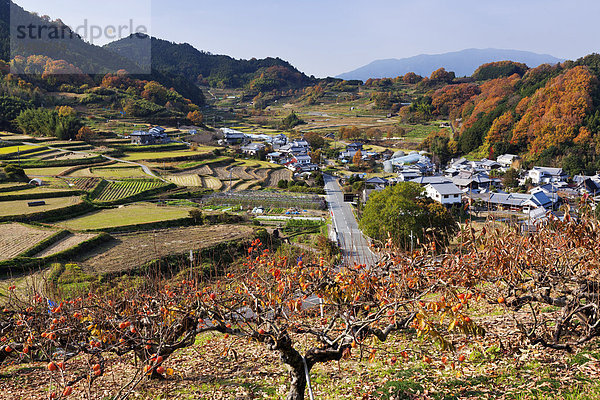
[2,204,600,399]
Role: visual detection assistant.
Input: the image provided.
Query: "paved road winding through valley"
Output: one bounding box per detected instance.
[324,174,377,266]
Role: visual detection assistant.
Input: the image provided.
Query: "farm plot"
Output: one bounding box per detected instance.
[34,233,98,258]
[202,176,223,190]
[229,166,254,180]
[180,165,213,175]
[79,224,254,273]
[265,169,293,187]
[64,177,101,192]
[0,196,83,217]
[0,145,40,155]
[122,147,217,161]
[166,174,203,187]
[212,165,233,180]
[165,160,289,191]
[0,183,29,191]
[93,181,168,203]
[24,166,71,176]
[88,166,149,179]
[0,186,76,199]
[56,202,193,231]
[0,223,58,261]
[201,191,326,210]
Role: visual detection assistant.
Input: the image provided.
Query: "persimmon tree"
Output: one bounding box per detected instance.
[1,237,489,400]
[456,202,600,351]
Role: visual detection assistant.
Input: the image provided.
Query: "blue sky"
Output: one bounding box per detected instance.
[13,0,600,77]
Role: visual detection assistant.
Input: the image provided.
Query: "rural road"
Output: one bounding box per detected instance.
[323,174,377,266]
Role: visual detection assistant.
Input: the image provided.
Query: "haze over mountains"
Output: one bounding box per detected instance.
[337,49,565,81]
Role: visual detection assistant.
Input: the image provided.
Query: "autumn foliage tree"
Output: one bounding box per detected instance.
[186,110,204,126]
[5,208,600,398]
[352,149,362,166]
[1,235,489,400]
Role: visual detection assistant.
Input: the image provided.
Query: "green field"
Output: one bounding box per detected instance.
[122,147,218,161]
[0,145,41,155]
[0,182,29,190]
[70,166,149,179]
[56,202,193,230]
[0,196,83,217]
[176,156,233,169]
[93,180,167,202]
[0,186,75,198]
[25,166,71,176]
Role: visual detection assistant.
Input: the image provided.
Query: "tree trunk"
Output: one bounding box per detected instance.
[269,332,308,400]
[284,360,307,400]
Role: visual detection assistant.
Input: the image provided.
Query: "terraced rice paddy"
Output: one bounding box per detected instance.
[70,166,148,179]
[55,202,194,230]
[0,223,57,261]
[34,233,98,258]
[0,145,41,155]
[79,224,254,273]
[0,186,76,199]
[24,166,72,176]
[64,177,102,191]
[164,162,291,191]
[122,148,217,161]
[0,196,83,217]
[166,174,204,187]
[93,181,167,202]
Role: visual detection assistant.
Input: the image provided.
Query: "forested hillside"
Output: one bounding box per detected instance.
[0,1,205,106]
[387,57,600,174]
[105,35,315,91]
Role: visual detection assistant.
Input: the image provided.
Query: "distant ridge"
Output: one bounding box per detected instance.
[337,48,565,81]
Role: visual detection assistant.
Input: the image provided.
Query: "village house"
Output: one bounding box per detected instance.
[338,142,364,161]
[280,140,310,157]
[130,126,169,145]
[266,151,284,164]
[497,154,521,170]
[410,175,451,185]
[240,142,266,156]
[221,128,247,145]
[424,182,463,206]
[397,169,422,181]
[272,134,288,148]
[527,167,568,184]
[576,177,600,196]
[365,177,389,189]
[451,171,493,192]
[467,191,552,213]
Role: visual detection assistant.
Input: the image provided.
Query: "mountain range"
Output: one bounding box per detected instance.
[337,48,565,81]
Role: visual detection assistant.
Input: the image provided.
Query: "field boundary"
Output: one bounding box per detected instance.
[0,233,112,275]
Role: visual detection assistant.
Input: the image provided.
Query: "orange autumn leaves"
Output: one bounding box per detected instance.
[430,64,600,159]
[511,66,597,155]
